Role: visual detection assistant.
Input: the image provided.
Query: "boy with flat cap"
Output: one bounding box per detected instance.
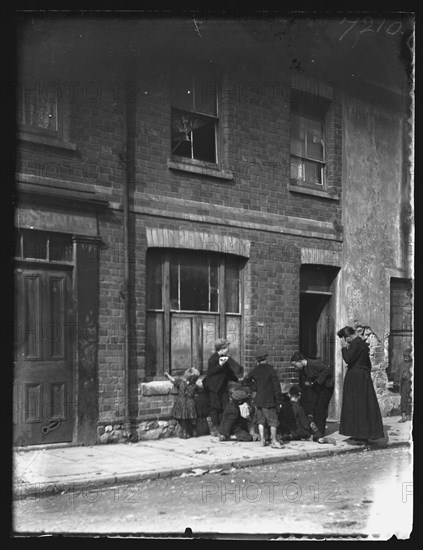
[243,347,283,449]
[202,338,243,436]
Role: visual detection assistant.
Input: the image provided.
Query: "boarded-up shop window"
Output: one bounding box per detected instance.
[145,249,242,377]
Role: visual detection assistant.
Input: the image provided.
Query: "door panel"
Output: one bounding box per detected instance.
[170,314,220,375]
[389,279,413,384]
[14,267,74,446]
[25,274,42,359]
[300,293,330,360]
[226,316,241,365]
[201,316,219,372]
[170,316,193,375]
[300,291,336,419]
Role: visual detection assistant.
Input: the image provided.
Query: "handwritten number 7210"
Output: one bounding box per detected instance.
[339,18,402,41]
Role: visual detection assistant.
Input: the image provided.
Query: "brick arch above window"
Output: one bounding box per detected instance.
[301,247,341,267]
[145,228,250,258]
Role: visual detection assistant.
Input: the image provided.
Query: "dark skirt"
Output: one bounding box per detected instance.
[339,367,384,440]
[172,396,197,420]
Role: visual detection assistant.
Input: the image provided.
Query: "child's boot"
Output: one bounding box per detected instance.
[206,416,219,436]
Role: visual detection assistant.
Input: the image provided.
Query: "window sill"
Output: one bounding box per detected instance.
[140,381,175,396]
[168,159,234,181]
[288,182,340,201]
[18,130,77,152]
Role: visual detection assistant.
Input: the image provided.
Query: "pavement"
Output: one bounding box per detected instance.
[13,416,412,500]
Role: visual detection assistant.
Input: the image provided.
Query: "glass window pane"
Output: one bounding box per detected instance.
[171,110,193,158]
[180,253,209,311]
[290,138,304,157]
[304,160,322,184]
[209,256,219,312]
[146,312,164,377]
[170,257,179,310]
[23,90,58,131]
[225,258,240,313]
[49,234,73,262]
[194,77,217,116]
[291,115,306,141]
[307,119,324,161]
[146,250,163,309]
[290,157,304,180]
[15,230,22,258]
[23,230,48,259]
[192,119,216,162]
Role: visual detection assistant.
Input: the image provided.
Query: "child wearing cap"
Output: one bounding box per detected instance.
[202,338,242,436]
[165,368,200,439]
[243,348,283,449]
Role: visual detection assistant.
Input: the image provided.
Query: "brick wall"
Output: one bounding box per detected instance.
[17,53,343,441]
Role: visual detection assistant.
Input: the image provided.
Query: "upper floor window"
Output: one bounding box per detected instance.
[171,72,218,164]
[290,93,328,187]
[18,82,61,138]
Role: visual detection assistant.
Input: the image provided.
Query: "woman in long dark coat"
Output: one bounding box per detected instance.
[337,326,384,443]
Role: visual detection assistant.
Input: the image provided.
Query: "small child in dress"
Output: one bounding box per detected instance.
[165,368,200,439]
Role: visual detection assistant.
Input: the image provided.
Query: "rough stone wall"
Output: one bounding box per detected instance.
[354,322,400,416]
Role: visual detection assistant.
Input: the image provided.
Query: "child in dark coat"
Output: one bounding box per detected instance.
[218,387,253,442]
[165,368,200,438]
[279,386,336,444]
[202,338,241,436]
[243,348,283,449]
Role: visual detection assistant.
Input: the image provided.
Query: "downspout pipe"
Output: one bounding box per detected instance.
[122,94,131,437]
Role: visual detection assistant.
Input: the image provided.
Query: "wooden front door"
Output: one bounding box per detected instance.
[14,266,74,446]
[389,278,413,385]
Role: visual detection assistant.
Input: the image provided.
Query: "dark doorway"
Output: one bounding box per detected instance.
[299,265,339,418]
[300,293,332,360]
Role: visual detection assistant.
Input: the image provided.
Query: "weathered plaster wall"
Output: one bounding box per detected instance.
[332,94,407,418]
[341,96,404,338]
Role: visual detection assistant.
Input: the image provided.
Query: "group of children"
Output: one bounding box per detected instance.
[165,346,334,447]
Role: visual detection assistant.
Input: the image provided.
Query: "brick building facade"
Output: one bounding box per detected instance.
[12,16,413,446]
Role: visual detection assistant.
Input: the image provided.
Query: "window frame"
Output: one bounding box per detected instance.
[290,111,326,186]
[145,249,243,378]
[170,75,219,166]
[289,90,332,190]
[14,229,74,265]
[146,250,241,315]
[18,81,63,140]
